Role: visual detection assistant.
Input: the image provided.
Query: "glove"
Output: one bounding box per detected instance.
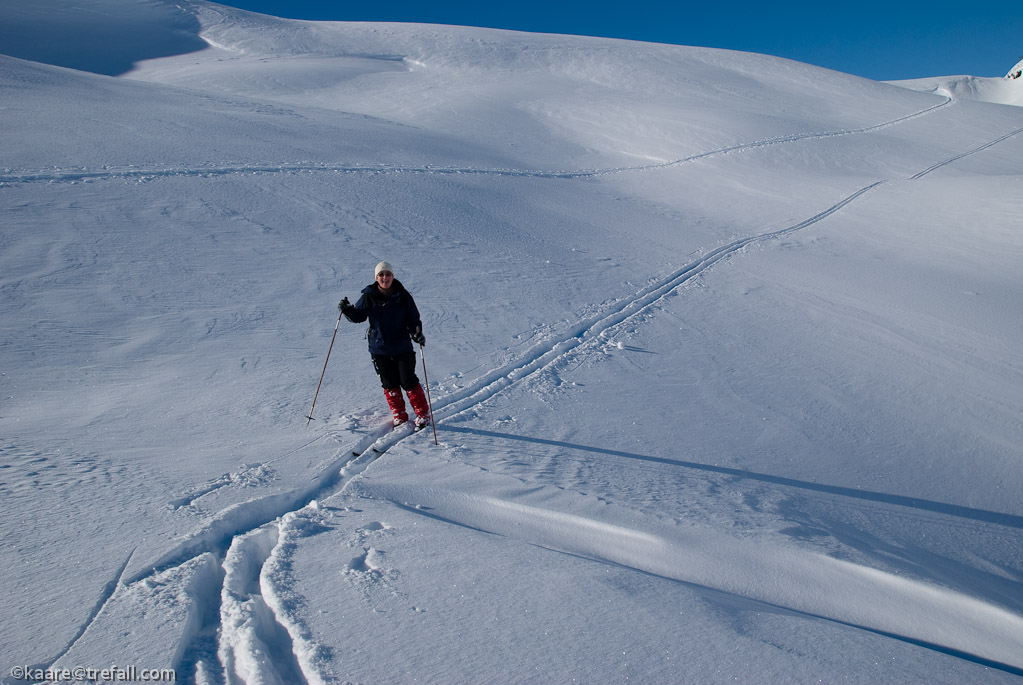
[338,297,353,314]
[411,324,425,346]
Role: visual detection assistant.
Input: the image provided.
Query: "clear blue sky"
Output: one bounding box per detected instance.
[213,0,1021,81]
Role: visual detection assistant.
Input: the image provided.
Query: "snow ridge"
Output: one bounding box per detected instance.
[369,485,1023,674]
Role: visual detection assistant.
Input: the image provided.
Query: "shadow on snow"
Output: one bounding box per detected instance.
[438,425,1023,530]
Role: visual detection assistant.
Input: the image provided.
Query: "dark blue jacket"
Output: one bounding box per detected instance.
[343,279,422,356]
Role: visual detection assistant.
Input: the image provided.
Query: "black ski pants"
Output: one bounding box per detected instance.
[372,352,420,391]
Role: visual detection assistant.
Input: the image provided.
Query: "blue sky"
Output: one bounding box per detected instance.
[213,0,1021,81]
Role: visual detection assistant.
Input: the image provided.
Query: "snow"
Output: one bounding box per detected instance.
[2,0,1022,682]
[890,56,1023,108]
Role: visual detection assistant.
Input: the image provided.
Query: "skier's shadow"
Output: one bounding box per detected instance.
[437,425,1023,530]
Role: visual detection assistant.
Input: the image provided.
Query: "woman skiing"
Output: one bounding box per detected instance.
[339,261,430,429]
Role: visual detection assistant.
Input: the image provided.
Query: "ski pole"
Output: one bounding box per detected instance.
[419,342,438,445]
[306,310,343,424]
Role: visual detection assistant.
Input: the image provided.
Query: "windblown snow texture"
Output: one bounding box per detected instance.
[2,1,1022,683]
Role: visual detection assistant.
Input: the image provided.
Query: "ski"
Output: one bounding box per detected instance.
[347,422,414,456]
[344,422,394,457]
[370,422,415,453]
[334,422,419,482]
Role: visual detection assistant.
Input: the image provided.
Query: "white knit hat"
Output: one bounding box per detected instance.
[374,261,394,277]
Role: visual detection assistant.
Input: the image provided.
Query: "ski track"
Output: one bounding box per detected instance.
[910,126,1023,179]
[37,549,137,672]
[0,98,953,186]
[219,523,311,685]
[37,100,1023,680]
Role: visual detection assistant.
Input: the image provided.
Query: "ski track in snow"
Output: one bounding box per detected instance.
[41,550,137,671]
[910,125,1023,179]
[0,98,954,186]
[219,522,314,685]
[37,100,1023,681]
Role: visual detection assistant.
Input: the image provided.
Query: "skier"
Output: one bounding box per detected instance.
[339,261,431,429]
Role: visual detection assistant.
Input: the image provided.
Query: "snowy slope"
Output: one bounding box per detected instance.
[892,72,1023,107]
[2,1,1023,683]
[890,56,1023,107]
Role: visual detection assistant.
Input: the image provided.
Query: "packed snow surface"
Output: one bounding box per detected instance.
[2,1,1022,682]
